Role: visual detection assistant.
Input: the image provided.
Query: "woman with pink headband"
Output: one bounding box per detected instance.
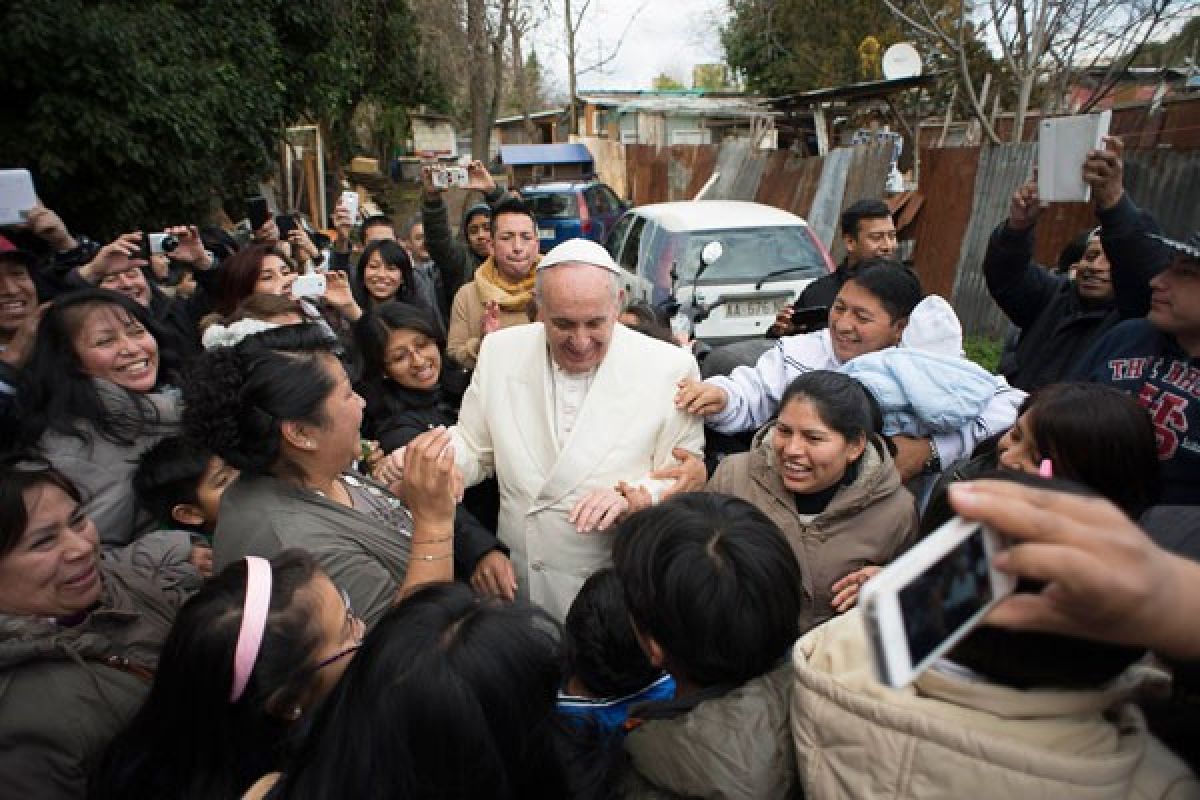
[93,550,360,799]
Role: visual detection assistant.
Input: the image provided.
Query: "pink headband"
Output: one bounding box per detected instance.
[230,556,273,703]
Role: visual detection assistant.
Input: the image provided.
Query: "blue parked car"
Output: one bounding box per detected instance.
[519,181,628,252]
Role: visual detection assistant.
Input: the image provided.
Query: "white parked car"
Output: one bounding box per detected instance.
[604,200,835,344]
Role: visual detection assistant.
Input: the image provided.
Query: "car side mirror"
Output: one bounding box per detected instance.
[701,241,724,267]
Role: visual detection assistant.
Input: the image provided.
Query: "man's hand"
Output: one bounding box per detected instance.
[616,481,654,515]
[79,233,146,284]
[950,479,1200,661]
[1082,135,1124,211]
[569,489,629,533]
[23,205,76,252]
[164,225,212,269]
[651,448,707,499]
[332,201,355,242]
[466,160,497,193]
[421,165,444,198]
[471,550,518,601]
[403,427,458,527]
[674,378,729,416]
[890,435,931,482]
[830,565,881,613]
[1007,178,1042,231]
[0,302,49,370]
[190,544,214,578]
[288,226,319,264]
[766,305,796,338]
[253,217,280,245]
[480,300,502,336]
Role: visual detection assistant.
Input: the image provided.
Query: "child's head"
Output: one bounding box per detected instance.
[563,568,661,699]
[612,493,802,691]
[134,437,239,533]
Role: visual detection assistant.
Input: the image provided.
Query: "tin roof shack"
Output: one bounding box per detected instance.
[575,90,778,147]
[501,143,595,188]
[492,109,569,155]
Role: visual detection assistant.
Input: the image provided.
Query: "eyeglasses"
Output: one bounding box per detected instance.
[309,588,363,673]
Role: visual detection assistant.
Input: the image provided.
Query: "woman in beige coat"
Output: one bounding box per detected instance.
[707,370,918,633]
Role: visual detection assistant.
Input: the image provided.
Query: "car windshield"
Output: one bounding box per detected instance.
[522,191,579,219]
[669,226,827,283]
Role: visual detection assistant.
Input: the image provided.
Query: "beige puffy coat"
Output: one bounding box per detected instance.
[790,611,1200,800]
[707,429,918,633]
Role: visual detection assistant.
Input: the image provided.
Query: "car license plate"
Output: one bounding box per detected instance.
[538,227,555,240]
[726,298,788,318]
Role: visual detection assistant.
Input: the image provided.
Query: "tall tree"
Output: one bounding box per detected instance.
[0,0,440,237]
[550,0,647,132]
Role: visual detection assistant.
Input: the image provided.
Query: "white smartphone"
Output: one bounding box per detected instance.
[339,190,360,224]
[290,272,326,299]
[0,169,39,226]
[860,516,1016,688]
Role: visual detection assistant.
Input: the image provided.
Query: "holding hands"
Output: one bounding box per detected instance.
[675,378,729,416]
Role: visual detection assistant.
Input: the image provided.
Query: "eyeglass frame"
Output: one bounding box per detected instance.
[307,587,363,673]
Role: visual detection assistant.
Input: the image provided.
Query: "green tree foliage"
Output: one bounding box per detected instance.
[693,63,735,91]
[652,72,687,90]
[0,0,439,239]
[722,0,909,94]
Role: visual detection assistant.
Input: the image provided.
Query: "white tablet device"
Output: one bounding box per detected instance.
[0,169,38,226]
[860,516,1016,688]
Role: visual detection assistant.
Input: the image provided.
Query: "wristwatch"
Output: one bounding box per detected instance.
[922,437,942,475]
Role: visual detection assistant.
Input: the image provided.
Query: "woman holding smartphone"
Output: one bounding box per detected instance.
[706,370,918,633]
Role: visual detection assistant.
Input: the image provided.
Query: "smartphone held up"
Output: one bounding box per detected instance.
[860,517,1015,688]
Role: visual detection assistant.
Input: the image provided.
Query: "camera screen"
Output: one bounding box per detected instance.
[897,527,993,668]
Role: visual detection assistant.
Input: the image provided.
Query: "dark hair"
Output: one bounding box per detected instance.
[620,300,675,345]
[352,239,414,309]
[182,324,339,476]
[840,199,893,238]
[356,302,443,385]
[612,493,801,688]
[228,293,308,323]
[0,457,83,558]
[199,225,241,264]
[1018,383,1159,516]
[843,259,923,322]
[276,583,570,800]
[214,244,295,316]
[92,550,323,800]
[925,470,1147,689]
[133,436,212,531]
[361,215,396,236]
[17,289,168,448]
[1057,229,1094,271]
[779,370,881,444]
[489,196,537,235]
[564,568,662,698]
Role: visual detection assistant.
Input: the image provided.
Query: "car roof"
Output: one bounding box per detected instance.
[629,201,808,231]
[520,181,599,193]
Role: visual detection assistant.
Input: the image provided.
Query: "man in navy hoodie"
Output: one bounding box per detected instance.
[1076,231,1200,505]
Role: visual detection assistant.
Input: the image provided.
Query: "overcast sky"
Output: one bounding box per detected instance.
[530,0,729,95]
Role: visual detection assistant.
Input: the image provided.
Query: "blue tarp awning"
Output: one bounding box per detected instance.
[501,143,593,167]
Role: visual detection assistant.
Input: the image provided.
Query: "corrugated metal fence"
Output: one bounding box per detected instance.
[622,140,894,258]
[924,144,1200,337]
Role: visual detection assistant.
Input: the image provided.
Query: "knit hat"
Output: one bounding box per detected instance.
[1148,232,1200,262]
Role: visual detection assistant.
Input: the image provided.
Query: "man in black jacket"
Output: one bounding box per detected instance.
[985,137,1168,393]
[770,198,896,335]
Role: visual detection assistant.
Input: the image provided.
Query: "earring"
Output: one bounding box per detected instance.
[289,706,303,720]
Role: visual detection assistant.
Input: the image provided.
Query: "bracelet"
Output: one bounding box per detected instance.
[411,534,453,545]
[415,552,453,562]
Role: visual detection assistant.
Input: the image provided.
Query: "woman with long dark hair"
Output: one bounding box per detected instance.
[92,550,363,799]
[16,289,200,566]
[351,239,415,313]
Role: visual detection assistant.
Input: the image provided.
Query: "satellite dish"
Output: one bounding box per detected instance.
[882,43,923,80]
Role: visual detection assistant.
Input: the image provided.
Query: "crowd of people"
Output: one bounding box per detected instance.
[1,137,1199,799]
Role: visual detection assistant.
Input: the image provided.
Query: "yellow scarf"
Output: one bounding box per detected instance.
[475,257,538,312]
